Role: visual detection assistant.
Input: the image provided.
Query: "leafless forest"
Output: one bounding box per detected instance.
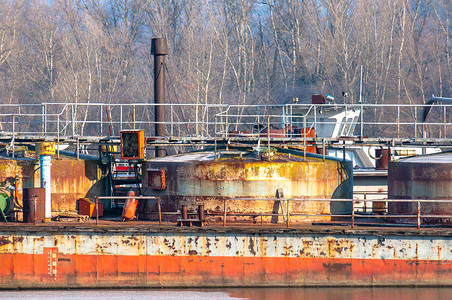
[0,0,450,137]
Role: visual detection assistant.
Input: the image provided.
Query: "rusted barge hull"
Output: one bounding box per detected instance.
[1,226,452,288]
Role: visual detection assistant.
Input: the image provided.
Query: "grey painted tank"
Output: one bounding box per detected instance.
[142,147,353,223]
[388,152,452,224]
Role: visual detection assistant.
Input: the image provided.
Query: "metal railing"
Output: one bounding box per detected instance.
[93,195,452,229]
[1,102,452,144]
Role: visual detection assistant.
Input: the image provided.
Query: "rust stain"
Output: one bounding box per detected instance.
[323,262,352,272]
[188,250,198,255]
[248,238,256,256]
[226,241,232,249]
[0,236,24,247]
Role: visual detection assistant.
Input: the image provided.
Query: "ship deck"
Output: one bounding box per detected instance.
[2,219,452,237]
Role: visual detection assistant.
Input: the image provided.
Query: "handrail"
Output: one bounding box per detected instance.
[1,102,452,144]
[93,195,452,230]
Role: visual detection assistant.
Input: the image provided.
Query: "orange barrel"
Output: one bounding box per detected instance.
[122,190,138,220]
[23,188,45,223]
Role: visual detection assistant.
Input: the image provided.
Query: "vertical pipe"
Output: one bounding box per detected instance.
[198,205,204,222]
[182,205,188,219]
[151,38,168,157]
[359,65,363,103]
[40,155,52,220]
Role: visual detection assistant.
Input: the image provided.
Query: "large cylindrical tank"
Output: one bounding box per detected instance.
[388,152,452,224]
[142,148,353,223]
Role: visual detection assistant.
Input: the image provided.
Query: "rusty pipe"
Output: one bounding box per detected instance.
[182,205,188,220]
[151,38,168,157]
[198,205,204,222]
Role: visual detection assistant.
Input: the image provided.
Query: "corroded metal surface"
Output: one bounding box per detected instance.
[0,227,452,288]
[143,150,353,222]
[0,158,107,212]
[388,152,452,224]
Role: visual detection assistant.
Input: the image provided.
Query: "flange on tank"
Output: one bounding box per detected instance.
[142,146,353,223]
[388,152,452,224]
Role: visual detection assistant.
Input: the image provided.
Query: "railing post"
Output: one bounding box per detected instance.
[223,198,227,227]
[96,196,99,225]
[414,106,417,140]
[397,105,400,139]
[120,105,123,131]
[417,200,421,229]
[18,105,21,135]
[100,105,103,135]
[158,197,162,226]
[42,104,45,135]
[314,105,317,133]
[225,109,228,138]
[360,104,364,138]
[170,105,174,138]
[57,115,60,159]
[206,106,209,137]
[290,105,293,137]
[76,137,80,160]
[286,199,290,228]
[351,200,355,228]
[303,116,306,161]
[132,105,135,130]
[267,115,270,154]
[214,116,217,160]
[12,115,15,158]
[444,106,447,139]
[71,104,75,137]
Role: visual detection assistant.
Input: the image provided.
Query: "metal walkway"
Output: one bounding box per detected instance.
[1,101,452,151]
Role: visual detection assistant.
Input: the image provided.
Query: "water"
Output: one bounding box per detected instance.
[1,288,451,300]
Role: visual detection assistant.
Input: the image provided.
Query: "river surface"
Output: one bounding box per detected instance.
[1,288,451,300]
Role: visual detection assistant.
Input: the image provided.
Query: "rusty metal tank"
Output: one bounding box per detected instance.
[388,152,452,224]
[142,147,353,222]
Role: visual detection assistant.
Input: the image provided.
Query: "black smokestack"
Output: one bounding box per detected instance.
[151,38,168,157]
